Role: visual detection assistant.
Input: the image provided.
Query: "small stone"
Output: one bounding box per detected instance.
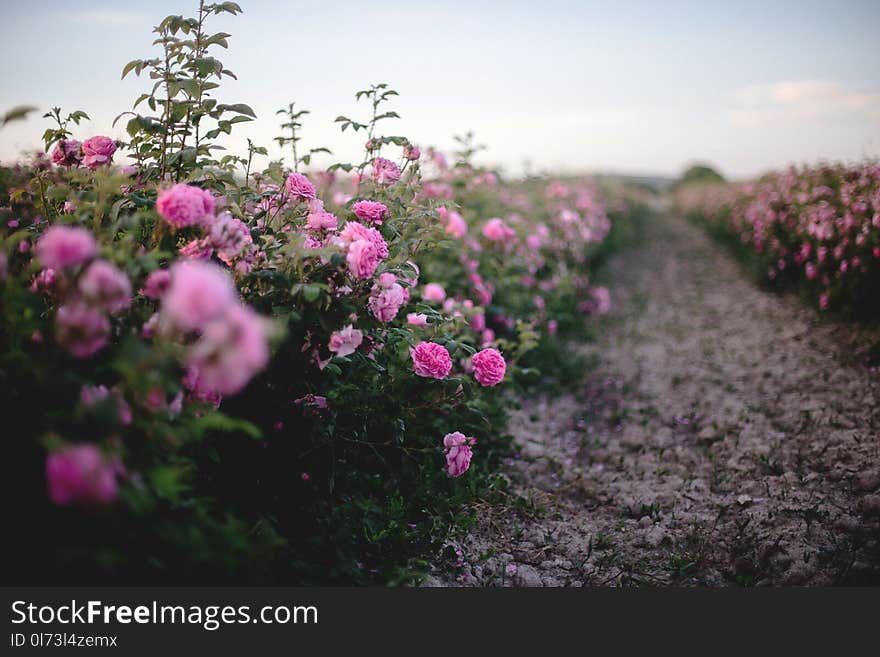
[515,564,543,587]
[642,525,666,548]
[521,441,545,458]
[638,515,653,528]
[697,427,717,444]
[859,494,880,516]
[854,470,880,494]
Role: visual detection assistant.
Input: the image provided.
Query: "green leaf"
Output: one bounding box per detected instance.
[193,412,262,440]
[2,105,37,127]
[149,466,189,503]
[121,59,142,79]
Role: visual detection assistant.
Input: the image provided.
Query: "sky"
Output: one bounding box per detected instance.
[0,0,878,179]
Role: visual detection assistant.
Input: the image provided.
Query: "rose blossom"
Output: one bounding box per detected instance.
[140,270,169,303]
[443,431,475,477]
[423,283,446,302]
[441,208,467,238]
[182,367,223,407]
[160,260,237,333]
[352,200,389,225]
[346,239,380,279]
[338,221,389,259]
[46,444,121,506]
[482,217,516,242]
[328,325,363,357]
[403,144,421,161]
[285,172,317,200]
[407,313,428,327]
[306,209,338,232]
[30,268,57,294]
[156,183,216,229]
[178,238,212,259]
[78,260,132,314]
[368,277,406,322]
[81,136,117,169]
[35,225,97,269]
[186,304,270,395]
[471,348,506,386]
[371,157,401,185]
[411,341,452,379]
[50,139,82,167]
[208,213,252,263]
[55,301,110,358]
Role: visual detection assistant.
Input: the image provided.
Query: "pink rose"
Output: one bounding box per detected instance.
[472,348,506,386]
[156,183,216,229]
[339,221,389,259]
[403,144,421,161]
[443,431,475,477]
[46,444,121,506]
[411,341,452,379]
[50,139,82,167]
[178,238,213,259]
[306,209,338,232]
[78,260,132,314]
[371,157,401,185]
[285,172,317,200]
[186,304,270,395]
[423,283,446,302]
[182,367,223,407]
[160,260,237,333]
[328,324,363,357]
[55,301,110,358]
[207,213,252,264]
[482,217,516,242]
[407,313,428,326]
[35,225,97,269]
[368,278,406,322]
[346,239,380,279]
[81,136,117,169]
[443,209,468,238]
[352,200,389,225]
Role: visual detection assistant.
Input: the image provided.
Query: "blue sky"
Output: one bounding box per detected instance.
[1,0,878,178]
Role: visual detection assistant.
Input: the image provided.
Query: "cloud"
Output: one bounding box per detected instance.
[728,80,880,126]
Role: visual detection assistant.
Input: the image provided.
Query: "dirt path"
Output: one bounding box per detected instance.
[431,213,880,586]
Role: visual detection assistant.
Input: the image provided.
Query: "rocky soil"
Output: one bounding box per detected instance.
[430,214,880,586]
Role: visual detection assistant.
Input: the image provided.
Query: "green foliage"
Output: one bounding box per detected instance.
[676,163,725,187]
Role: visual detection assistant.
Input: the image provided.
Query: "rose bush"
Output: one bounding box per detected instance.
[675,163,880,317]
[1,1,644,584]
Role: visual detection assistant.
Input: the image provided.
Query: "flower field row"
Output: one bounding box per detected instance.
[0,2,644,584]
[674,162,880,317]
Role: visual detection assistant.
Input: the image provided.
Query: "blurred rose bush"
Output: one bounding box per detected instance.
[0,1,642,584]
[675,163,880,317]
